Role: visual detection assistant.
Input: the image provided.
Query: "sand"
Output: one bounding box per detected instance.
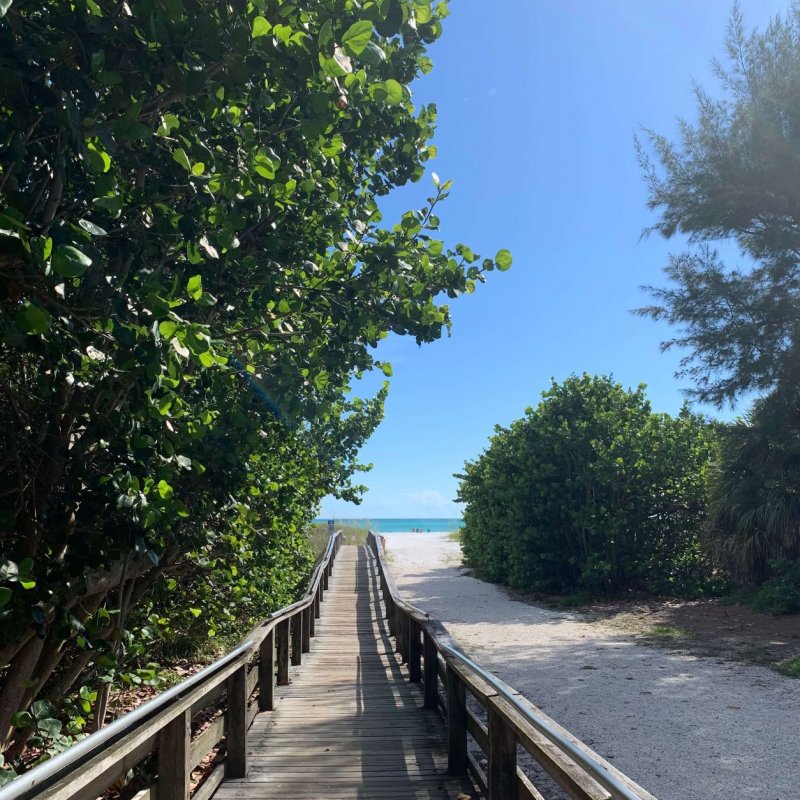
[383,532,800,800]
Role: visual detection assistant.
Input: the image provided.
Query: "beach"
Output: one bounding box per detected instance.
[383,532,800,800]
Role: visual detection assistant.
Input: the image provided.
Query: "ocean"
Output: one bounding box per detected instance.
[314,518,463,533]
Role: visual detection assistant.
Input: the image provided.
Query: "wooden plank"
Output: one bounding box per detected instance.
[467,708,488,753]
[488,701,516,800]
[276,619,289,686]
[423,631,439,709]
[158,708,190,800]
[225,665,248,779]
[408,619,422,682]
[258,630,274,712]
[446,664,468,775]
[214,545,474,800]
[290,611,302,666]
[189,715,225,770]
[246,663,258,698]
[467,752,488,798]
[517,768,546,800]
[192,763,225,800]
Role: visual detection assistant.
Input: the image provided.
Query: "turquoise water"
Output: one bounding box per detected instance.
[314,518,463,533]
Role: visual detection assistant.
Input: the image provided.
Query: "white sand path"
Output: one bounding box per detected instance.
[383,532,800,800]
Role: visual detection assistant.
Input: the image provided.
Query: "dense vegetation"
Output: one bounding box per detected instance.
[638,7,800,595]
[0,0,509,769]
[458,375,717,597]
[459,9,800,610]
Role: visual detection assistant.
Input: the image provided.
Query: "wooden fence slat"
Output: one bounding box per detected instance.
[408,620,421,683]
[302,607,311,653]
[291,611,302,666]
[446,665,468,775]
[188,714,225,770]
[276,618,290,686]
[423,631,438,710]
[259,630,274,712]
[191,763,225,800]
[225,665,248,779]
[157,708,190,800]
[488,700,517,800]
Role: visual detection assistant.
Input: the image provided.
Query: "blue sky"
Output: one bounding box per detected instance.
[320,0,788,520]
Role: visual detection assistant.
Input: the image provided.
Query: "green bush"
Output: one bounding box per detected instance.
[749,560,800,615]
[457,375,717,597]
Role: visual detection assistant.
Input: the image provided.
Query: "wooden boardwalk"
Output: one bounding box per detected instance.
[216,545,475,799]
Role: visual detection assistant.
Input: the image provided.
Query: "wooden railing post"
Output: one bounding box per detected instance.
[446,665,468,775]
[314,585,321,619]
[388,596,396,635]
[408,620,421,682]
[488,700,517,800]
[225,664,248,779]
[258,630,275,712]
[291,610,302,665]
[423,632,438,710]
[302,607,311,653]
[323,563,329,590]
[158,708,190,800]
[276,618,290,685]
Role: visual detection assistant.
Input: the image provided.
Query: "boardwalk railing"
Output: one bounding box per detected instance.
[367,531,659,800]
[0,532,342,800]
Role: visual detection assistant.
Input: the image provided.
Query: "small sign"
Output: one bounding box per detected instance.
[327,519,334,537]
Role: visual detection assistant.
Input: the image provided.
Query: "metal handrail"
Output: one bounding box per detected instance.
[0,529,342,800]
[0,643,253,800]
[439,643,644,800]
[368,531,653,800]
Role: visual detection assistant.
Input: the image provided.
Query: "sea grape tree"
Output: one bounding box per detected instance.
[0,0,510,758]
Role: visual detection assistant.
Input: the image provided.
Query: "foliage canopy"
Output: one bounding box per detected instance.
[639,6,800,591]
[457,375,716,596]
[638,6,800,407]
[0,0,508,763]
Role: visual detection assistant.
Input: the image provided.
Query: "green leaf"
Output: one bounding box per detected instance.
[78,218,107,236]
[0,587,11,608]
[157,113,180,137]
[342,20,373,56]
[86,141,111,174]
[0,0,13,19]
[159,320,178,338]
[189,607,202,618]
[414,1,433,24]
[11,712,32,729]
[370,79,403,105]
[360,41,386,65]
[321,135,344,158]
[93,194,123,217]
[31,700,56,719]
[157,480,173,499]
[52,245,92,277]
[318,18,334,49]
[252,15,271,38]
[172,148,192,172]
[187,274,203,299]
[253,149,280,179]
[495,249,513,271]
[15,303,51,335]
